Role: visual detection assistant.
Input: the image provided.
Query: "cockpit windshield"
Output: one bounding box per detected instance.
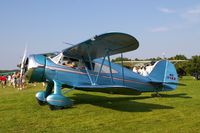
[50,52,63,64]
[50,52,80,68]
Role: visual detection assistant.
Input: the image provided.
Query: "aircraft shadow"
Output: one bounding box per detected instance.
[159,93,192,99]
[70,94,174,112]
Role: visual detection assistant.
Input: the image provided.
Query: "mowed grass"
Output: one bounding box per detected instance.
[0,77,200,133]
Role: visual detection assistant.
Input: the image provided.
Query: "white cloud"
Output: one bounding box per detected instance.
[150,27,169,33]
[159,8,175,13]
[182,6,200,23]
[150,5,200,33]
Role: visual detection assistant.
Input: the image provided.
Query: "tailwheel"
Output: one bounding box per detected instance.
[151,92,161,97]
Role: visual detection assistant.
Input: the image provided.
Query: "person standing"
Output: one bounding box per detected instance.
[12,73,17,88]
[1,75,7,88]
[0,76,2,87]
[7,75,11,86]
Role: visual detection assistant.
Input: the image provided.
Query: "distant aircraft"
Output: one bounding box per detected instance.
[0,70,19,76]
[115,60,188,68]
[21,32,181,110]
[115,60,188,78]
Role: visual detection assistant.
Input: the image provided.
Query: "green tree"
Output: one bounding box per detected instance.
[189,55,200,74]
[168,54,187,60]
[175,61,190,76]
[112,57,131,62]
[168,55,189,76]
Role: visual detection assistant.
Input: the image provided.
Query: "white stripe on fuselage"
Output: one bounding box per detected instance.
[46,66,152,86]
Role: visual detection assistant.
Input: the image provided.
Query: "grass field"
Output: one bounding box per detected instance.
[0,76,200,133]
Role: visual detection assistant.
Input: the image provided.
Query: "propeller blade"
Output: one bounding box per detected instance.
[20,46,27,77]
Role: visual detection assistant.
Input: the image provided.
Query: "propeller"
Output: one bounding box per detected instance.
[20,46,27,78]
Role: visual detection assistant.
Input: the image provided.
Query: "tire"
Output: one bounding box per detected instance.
[49,105,64,110]
[36,99,46,106]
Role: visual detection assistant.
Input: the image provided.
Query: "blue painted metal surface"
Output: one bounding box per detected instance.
[24,32,179,109]
[29,55,178,102]
[46,94,73,107]
[36,91,46,102]
[26,54,46,82]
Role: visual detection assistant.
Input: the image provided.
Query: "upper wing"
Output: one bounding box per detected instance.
[62,32,139,61]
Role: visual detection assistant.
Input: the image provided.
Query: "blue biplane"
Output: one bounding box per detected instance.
[23,32,179,110]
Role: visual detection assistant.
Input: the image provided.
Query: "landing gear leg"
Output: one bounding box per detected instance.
[36,82,53,105]
[45,82,54,98]
[46,80,73,110]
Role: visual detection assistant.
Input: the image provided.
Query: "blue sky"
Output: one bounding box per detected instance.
[0,0,200,69]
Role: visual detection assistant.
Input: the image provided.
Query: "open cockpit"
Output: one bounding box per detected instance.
[49,52,118,74]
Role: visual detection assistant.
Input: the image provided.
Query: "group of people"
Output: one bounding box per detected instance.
[132,64,154,76]
[0,71,26,90]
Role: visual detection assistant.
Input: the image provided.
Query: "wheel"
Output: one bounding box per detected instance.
[46,94,73,110]
[49,104,64,110]
[36,99,46,106]
[197,74,200,80]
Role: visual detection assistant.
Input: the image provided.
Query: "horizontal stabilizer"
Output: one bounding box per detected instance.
[163,82,185,86]
[149,81,186,86]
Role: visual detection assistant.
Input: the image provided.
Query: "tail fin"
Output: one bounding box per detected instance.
[148,60,179,90]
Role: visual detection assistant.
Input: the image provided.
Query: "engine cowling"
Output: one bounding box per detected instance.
[26,54,46,83]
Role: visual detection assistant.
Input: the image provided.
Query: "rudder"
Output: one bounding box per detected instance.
[148,60,178,90]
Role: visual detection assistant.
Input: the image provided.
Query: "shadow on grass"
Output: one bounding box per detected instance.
[70,94,174,112]
[159,93,192,99]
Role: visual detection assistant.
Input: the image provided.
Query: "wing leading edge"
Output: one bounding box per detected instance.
[62,32,139,61]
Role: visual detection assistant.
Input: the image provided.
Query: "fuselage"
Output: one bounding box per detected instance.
[26,54,167,93]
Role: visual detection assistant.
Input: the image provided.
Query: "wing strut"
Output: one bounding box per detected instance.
[121,53,125,85]
[83,48,115,86]
[84,65,94,85]
[83,48,95,85]
[107,50,114,84]
[87,46,94,71]
[94,53,106,84]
